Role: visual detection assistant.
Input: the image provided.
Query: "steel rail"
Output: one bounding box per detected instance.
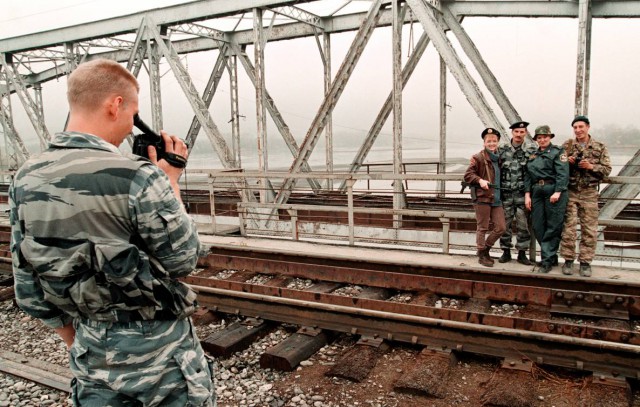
[192,284,640,378]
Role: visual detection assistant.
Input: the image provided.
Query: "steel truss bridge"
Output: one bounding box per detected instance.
[0,0,639,252]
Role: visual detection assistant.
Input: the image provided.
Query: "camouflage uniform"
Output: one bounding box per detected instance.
[10,132,215,406]
[559,136,612,264]
[498,141,537,251]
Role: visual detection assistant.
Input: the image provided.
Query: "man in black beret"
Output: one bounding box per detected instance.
[497,121,537,265]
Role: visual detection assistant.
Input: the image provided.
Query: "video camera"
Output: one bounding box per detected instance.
[132,114,187,168]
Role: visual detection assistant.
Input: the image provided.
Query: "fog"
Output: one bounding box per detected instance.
[2,1,639,168]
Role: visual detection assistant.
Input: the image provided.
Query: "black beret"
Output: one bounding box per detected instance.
[571,115,590,126]
[509,121,529,130]
[481,128,501,139]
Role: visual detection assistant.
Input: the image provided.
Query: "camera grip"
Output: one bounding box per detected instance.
[163,152,187,168]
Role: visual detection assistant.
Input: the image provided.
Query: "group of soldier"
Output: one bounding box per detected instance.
[465,116,612,277]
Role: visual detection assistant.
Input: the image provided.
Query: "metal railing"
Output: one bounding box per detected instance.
[187,169,640,267]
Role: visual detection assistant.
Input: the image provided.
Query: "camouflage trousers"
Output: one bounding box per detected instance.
[69,317,216,407]
[499,193,531,251]
[560,187,599,264]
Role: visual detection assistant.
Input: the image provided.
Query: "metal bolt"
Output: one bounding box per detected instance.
[556,292,564,299]
[621,334,630,343]
[599,375,606,381]
[572,327,581,334]
[548,324,556,332]
[605,304,612,309]
[576,293,584,300]
[593,330,602,339]
[594,295,602,301]
[509,361,516,367]
[615,296,624,304]
[566,300,573,307]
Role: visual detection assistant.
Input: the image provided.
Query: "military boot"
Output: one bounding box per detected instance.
[561,260,574,275]
[478,248,494,267]
[498,249,511,263]
[579,262,592,277]
[517,250,532,266]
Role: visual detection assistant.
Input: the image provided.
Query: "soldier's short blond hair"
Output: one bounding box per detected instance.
[67,58,139,111]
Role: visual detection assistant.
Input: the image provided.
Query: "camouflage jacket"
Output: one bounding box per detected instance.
[561,135,612,190]
[498,141,537,193]
[9,132,200,328]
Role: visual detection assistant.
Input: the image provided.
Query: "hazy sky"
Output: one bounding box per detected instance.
[1,1,639,167]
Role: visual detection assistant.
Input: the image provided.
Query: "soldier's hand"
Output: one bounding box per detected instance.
[578,160,593,171]
[525,194,531,210]
[479,179,490,190]
[550,191,561,204]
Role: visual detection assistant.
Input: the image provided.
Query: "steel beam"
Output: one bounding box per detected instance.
[254,8,270,204]
[144,17,255,204]
[599,148,640,221]
[16,2,640,88]
[574,0,592,116]
[338,31,431,192]
[228,53,241,167]
[170,23,227,42]
[441,7,523,133]
[406,0,506,136]
[0,56,50,151]
[232,43,321,192]
[274,0,383,208]
[270,5,323,28]
[126,19,148,77]
[185,45,229,147]
[392,0,407,226]
[147,40,163,131]
[322,32,333,191]
[2,1,640,55]
[438,56,447,197]
[0,69,29,165]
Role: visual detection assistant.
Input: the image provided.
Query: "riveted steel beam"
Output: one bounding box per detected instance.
[338,31,431,192]
[406,0,506,136]
[0,56,50,151]
[232,43,322,193]
[144,17,255,204]
[0,68,29,165]
[441,6,524,139]
[273,0,383,209]
[170,23,228,42]
[574,0,592,116]
[185,44,229,146]
[270,5,324,29]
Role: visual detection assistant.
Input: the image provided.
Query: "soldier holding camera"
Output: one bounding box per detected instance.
[559,115,612,277]
[9,59,215,405]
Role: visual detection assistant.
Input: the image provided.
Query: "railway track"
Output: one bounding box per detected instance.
[1,239,640,405]
[186,242,640,381]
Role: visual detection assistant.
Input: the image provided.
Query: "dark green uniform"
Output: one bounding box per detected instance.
[524,144,569,267]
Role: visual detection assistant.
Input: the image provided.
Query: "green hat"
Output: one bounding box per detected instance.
[534,125,555,140]
[481,127,501,139]
[571,115,590,126]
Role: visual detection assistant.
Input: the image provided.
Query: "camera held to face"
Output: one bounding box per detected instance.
[132,114,187,168]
